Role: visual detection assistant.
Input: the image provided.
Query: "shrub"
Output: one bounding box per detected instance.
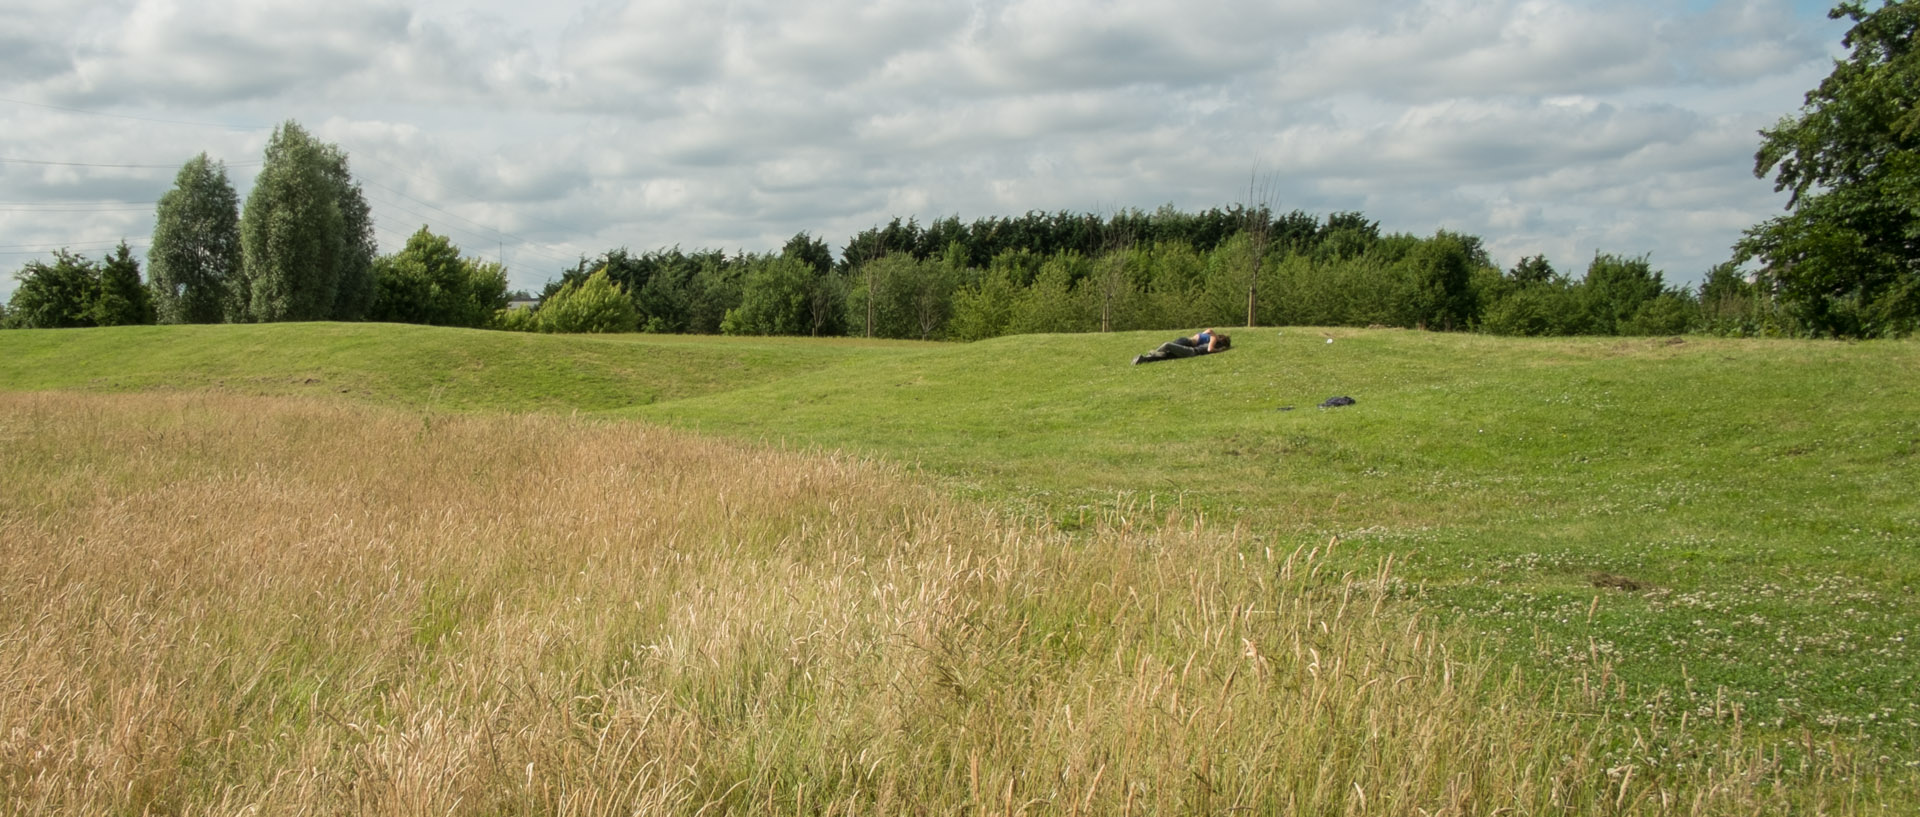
[4,246,153,329]
[494,305,539,332]
[1480,284,1581,336]
[1620,292,1697,336]
[371,228,508,328]
[533,268,638,333]
[1578,254,1667,335]
[949,266,1021,341]
[722,256,813,336]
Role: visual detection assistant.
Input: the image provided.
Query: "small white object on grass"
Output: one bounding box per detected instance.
[1325,338,1333,344]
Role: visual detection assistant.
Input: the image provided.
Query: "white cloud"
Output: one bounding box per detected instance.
[1266,0,1826,102]
[0,0,1854,303]
[39,0,409,105]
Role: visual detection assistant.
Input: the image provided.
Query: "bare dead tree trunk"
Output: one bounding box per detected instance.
[1100,208,1136,333]
[1243,169,1277,328]
[852,244,879,338]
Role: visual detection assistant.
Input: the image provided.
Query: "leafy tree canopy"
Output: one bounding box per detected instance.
[4,244,153,329]
[1580,254,1670,336]
[1508,255,1557,286]
[371,227,507,328]
[236,121,375,323]
[5,251,100,329]
[1737,0,1920,337]
[722,256,815,336]
[534,268,639,333]
[94,242,154,327]
[149,153,240,324]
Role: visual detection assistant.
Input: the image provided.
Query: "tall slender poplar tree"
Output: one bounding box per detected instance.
[236,121,376,322]
[149,153,240,324]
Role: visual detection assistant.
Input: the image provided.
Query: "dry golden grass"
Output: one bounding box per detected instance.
[0,392,1903,814]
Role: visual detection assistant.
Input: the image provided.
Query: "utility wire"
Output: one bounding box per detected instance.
[0,200,158,206]
[0,240,145,250]
[3,97,591,275]
[0,205,155,212]
[362,191,578,272]
[0,96,267,132]
[348,151,591,254]
[0,156,258,169]
[0,241,149,256]
[360,176,530,252]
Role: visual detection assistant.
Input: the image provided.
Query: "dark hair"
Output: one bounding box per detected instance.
[1214,334,1231,351]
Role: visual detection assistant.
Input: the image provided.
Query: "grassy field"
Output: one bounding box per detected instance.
[0,391,1899,814]
[2,323,1916,812]
[0,322,923,412]
[619,328,1920,753]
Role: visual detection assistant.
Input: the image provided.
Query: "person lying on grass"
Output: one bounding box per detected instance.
[1133,329,1231,364]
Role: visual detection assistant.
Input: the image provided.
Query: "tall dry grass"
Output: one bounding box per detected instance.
[0,392,1901,814]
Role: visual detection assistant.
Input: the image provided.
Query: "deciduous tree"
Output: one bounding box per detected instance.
[149,153,240,324]
[535,268,638,333]
[5,251,98,328]
[722,255,814,336]
[236,121,376,322]
[1736,0,1920,337]
[1403,231,1477,331]
[1579,254,1669,336]
[1508,255,1556,286]
[93,242,154,327]
[370,227,506,328]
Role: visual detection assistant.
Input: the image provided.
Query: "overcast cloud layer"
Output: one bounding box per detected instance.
[1,0,1847,301]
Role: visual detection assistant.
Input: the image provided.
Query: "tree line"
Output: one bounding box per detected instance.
[5,0,1914,340]
[0,181,1811,340]
[4,121,507,331]
[496,210,1773,340]
[505,0,1915,346]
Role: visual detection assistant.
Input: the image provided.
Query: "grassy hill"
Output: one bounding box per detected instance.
[4,323,1916,754]
[624,328,1920,750]
[0,322,930,412]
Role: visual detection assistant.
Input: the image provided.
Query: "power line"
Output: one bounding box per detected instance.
[0,96,605,252]
[0,156,259,170]
[1,97,562,254]
[361,177,514,246]
[3,97,595,277]
[0,96,267,132]
[0,205,155,213]
[361,196,582,272]
[362,193,578,272]
[0,200,158,206]
[364,189,508,248]
[0,241,149,257]
[0,239,146,250]
[348,151,589,252]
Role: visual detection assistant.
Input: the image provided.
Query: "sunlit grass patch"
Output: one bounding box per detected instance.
[3,392,1907,813]
[0,322,928,412]
[627,330,1920,754]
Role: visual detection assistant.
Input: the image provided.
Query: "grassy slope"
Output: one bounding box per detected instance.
[625,328,1920,749]
[13,392,1880,813]
[3,324,1915,751]
[0,322,928,412]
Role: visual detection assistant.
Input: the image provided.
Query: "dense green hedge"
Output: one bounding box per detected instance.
[8,205,1795,338]
[512,208,1787,340]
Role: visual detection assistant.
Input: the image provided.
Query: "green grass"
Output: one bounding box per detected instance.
[619,328,1920,753]
[0,322,926,412]
[4,323,1916,757]
[20,392,1893,813]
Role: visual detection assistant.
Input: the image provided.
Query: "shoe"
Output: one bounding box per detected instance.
[1132,355,1144,365]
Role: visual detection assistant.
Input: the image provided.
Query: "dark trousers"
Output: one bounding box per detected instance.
[1138,338,1201,362]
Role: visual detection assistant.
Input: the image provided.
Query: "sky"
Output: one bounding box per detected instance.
[0,0,1852,303]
